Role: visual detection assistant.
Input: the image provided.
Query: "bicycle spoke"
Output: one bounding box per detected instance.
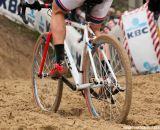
[84,36,132,122]
[38,51,50,72]
[32,33,63,112]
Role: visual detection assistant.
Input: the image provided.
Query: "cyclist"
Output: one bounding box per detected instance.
[25,0,113,77]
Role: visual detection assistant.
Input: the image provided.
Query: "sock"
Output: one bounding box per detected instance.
[54,44,64,64]
[101,60,111,75]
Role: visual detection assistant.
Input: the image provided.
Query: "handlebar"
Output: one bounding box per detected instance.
[18,2,52,24]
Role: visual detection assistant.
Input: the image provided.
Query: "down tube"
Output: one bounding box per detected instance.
[64,42,81,85]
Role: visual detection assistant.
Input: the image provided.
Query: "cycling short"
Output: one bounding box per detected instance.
[55,0,113,24]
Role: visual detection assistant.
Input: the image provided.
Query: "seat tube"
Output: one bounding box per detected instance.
[84,26,100,83]
[39,32,52,76]
[87,47,100,82]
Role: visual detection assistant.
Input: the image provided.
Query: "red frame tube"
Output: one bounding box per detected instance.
[39,32,52,76]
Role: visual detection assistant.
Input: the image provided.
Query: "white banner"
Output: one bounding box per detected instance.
[0,0,51,33]
[119,9,160,73]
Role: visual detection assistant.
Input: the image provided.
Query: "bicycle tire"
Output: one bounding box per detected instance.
[32,32,63,112]
[83,34,132,123]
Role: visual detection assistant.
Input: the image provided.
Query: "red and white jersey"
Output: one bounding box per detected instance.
[55,0,113,23]
[25,0,113,23]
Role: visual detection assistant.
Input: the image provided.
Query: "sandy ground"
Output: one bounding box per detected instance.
[0,15,160,130]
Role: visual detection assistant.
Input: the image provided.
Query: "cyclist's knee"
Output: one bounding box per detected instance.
[90,23,102,36]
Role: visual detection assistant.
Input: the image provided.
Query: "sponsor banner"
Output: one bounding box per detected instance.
[109,25,139,74]
[0,0,51,33]
[120,9,160,73]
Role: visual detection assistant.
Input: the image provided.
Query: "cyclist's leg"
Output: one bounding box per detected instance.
[89,0,113,36]
[89,0,113,66]
[89,0,113,84]
[50,0,85,77]
[51,2,66,64]
[51,0,85,44]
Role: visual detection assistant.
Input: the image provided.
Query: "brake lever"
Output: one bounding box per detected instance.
[18,2,52,24]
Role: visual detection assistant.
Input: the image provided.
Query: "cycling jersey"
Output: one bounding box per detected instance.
[25,0,113,24]
[56,0,113,24]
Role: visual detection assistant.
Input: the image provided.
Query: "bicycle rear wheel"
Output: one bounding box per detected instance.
[32,32,63,112]
[83,35,132,123]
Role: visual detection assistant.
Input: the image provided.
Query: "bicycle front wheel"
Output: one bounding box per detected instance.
[32,32,63,112]
[83,34,132,123]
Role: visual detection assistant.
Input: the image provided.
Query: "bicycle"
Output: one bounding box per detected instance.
[19,2,132,123]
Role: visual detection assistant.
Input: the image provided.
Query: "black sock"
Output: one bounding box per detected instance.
[101,60,111,75]
[54,44,64,64]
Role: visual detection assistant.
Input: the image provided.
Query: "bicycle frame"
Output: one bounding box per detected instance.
[65,21,100,84]
[38,20,116,90]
